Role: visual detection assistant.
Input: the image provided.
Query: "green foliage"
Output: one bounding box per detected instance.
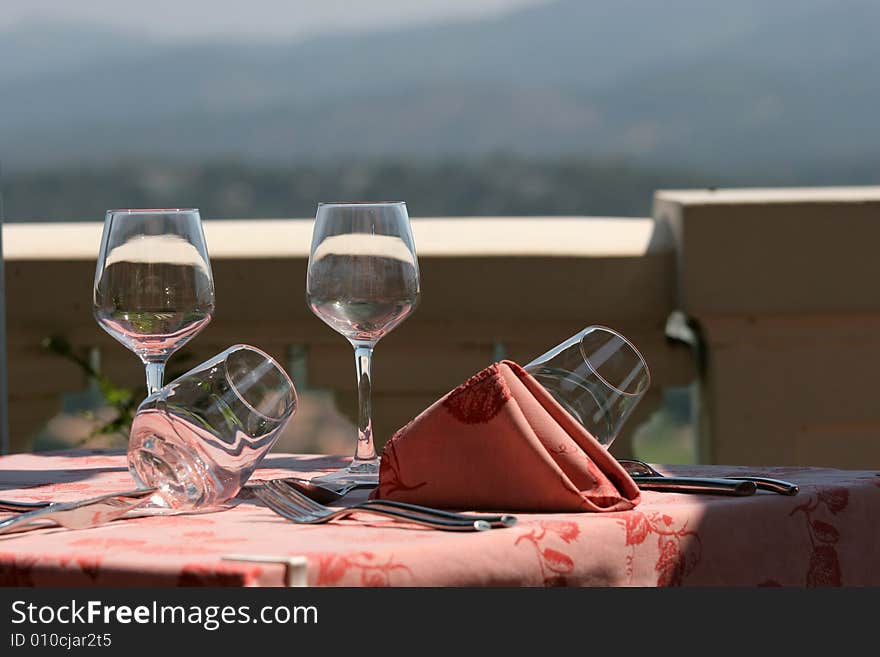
[40,335,193,442]
[41,335,136,440]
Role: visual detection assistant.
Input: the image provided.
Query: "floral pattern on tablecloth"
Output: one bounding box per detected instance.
[1,451,879,586]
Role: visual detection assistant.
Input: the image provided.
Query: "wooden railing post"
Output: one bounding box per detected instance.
[655,187,880,468]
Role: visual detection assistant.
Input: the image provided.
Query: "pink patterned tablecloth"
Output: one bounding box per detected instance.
[1,450,878,587]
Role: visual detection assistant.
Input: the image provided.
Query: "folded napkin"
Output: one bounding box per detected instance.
[373,360,640,512]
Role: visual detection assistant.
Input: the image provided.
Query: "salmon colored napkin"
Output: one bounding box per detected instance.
[373,360,640,512]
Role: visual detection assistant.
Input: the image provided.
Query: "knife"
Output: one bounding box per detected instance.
[620,458,797,496]
[632,476,758,496]
[0,488,157,536]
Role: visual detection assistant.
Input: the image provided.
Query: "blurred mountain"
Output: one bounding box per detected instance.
[0,0,877,173]
[0,21,156,82]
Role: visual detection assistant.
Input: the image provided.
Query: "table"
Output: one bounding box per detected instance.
[1,450,878,586]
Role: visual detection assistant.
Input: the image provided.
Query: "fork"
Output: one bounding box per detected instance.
[268,478,517,528]
[0,499,51,513]
[254,481,508,532]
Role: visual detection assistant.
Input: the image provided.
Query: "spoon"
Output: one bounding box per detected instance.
[275,477,375,505]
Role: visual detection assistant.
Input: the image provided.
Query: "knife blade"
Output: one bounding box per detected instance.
[632,476,757,496]
[0,487,157,536]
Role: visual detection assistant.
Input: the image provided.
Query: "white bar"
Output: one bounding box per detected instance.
[2,216,667,261]
[655,185,880,205]
[222,554,309,587]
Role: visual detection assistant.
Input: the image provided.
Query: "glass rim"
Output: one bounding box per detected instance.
[577,325,651,397]
[106,208,200,215]
[316,201,406,207]
[222,344,297,423]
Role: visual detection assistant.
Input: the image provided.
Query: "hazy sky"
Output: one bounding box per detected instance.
[0,0,550,41]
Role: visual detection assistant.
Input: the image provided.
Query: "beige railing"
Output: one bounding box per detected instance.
[3,186,880,468]
[655,187,880,468]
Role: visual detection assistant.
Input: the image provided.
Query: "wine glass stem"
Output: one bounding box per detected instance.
[352,343,377,465]
[145,361,166,396]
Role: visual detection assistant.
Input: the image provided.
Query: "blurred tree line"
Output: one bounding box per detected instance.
[3,156,723,221]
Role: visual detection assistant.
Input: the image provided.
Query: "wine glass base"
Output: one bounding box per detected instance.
[311,459,380,486]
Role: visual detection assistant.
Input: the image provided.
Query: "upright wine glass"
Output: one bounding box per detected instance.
[93,209,215,397]
[306,202,420,484]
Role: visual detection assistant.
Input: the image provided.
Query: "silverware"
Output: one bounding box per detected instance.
[730,476,799,495]
[272,477,375,505]
[0,499,51,512]
[255,480,514,531]
[0,488,157,536]
[620,459,798,496]
[631,476,756,496]
[270,478,517,527]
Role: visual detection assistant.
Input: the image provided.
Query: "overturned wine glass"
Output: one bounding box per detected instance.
[128,344,298,509]
[523,325,650,448]
[524,327,797,496]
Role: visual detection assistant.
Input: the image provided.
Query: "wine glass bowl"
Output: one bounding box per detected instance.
[307,202,420,343]
[93,209,215,396]
[306,201,420,484]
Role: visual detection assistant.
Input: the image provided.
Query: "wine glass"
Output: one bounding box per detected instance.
[93,209,215,397]
[523,325,650,448]
[128,344,298,509]
[306,201,420,484]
